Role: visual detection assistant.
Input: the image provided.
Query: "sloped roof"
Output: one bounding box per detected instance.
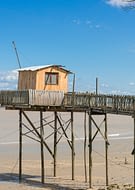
[18,65,72,73]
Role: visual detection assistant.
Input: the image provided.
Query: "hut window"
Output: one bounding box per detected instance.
[45,72,59,85]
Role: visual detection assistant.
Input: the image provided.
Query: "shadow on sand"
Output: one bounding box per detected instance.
[0,173,87,190]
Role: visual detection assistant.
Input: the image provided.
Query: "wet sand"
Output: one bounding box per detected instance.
[0,108,134,189]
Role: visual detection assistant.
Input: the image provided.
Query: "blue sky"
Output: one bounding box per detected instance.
[0,0,135,94]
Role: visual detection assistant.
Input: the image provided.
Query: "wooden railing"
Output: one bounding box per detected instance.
[0,90,135,114]
[0,90,29,105]
[0,90,64,106]
[63,93,135,114]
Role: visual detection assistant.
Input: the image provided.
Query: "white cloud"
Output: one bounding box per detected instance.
[0,70,18,81]
[72,18,102,30]
[106,0,135,7]
[95,24,101,29]
[101,83,109,88]
[129,82,135,86]
[85,20,92,25]
[0,70,18,90]
[72,19,81,25]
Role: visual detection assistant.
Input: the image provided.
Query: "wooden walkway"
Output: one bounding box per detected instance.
[0,90,135,188]
[0,90,135,115]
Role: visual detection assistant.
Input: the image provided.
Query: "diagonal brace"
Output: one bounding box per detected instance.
[57,115,72,149]
[57,119,71,145]
[22,111,54,158]
[91,116,110,145]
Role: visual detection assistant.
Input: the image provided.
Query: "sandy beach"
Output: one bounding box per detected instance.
[0,107,134,190]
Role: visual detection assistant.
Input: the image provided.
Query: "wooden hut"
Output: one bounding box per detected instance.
[18,65,72,92]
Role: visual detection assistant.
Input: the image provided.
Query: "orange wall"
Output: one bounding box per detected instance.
[36,67,68,92]
[18,67,68,92]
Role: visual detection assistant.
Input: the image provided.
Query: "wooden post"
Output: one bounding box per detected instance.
[40,111,44,183]
[96,77,98,95]
[19,109,22,183]
[88,111,92,188]
[72,73,75,106]
[133,111,135,189]
[54,111,57,177]
[105,113,109,186]
[84,111,87,182]
[71,111,75,180]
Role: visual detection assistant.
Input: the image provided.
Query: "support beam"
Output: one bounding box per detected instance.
[105,113,109,186]
[71,111,75,180]
[133,112,135,189]
[96,77,98,95]
[57,116,72,149]
[88,111,92,188]
[40,111,45,184]
[54,111,57,177]
[19,109,22,183]
[91,116,110,145]
[22,111,54,158]
[84,111,87,182]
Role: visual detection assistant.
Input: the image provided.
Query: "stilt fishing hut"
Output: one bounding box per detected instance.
[18,64,72,92]
[0,63,135,189]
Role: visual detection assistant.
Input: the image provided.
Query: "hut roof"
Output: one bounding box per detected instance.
[18,65,72,73]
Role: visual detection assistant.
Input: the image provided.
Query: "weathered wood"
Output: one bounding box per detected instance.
[40,111,45,183]
[29,90,64,106]
[54,111,57,177]
[57,116,72,149]
[22,111,54,158]
[96,77,98,95]
[19,109,22,183]
[133,112,135,189]
[105,113,109,186]
[56,119,71,145]
[91,116,110,145]
[18,66,70,92]
[84,111,87,183]
[88,110,92,188]
[71,111,75,180]
[1,90,135,115]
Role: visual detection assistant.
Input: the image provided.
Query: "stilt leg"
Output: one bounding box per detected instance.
[54,111,57,177]
[105,113,108,186]
[19,109,22,183]
[134,112,135,189]
[71,111,75,180]
[84,111,87,182]
[40,111,45,183]
[88,111,92,188]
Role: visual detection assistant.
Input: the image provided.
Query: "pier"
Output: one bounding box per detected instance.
[0,89,135,188]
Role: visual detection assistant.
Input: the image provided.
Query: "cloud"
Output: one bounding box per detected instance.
[129,82,135,86]
[72,19,81,25]
[111,89,128,94]
[0,70,18,90]
[72,18,102,30]
[106,0,135,7]
[101,83,109,88]
[85,20,92,25]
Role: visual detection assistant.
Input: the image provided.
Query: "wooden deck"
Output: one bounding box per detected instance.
[0,90,135,115]
[1,89,135,188]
